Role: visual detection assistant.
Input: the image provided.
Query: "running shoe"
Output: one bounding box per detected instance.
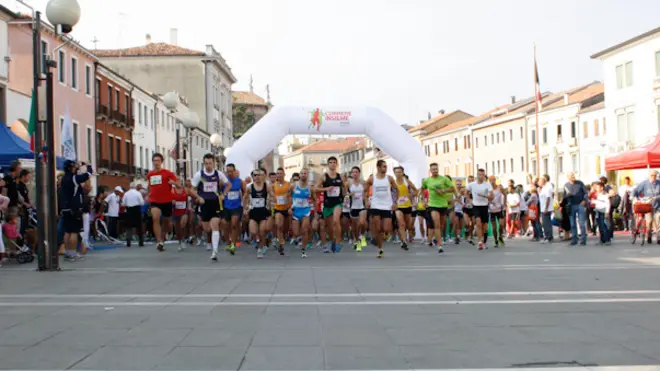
[301,251,307,258]
[323,244,331,253]
[377,249,384,258]
[331,243,337,253]
[401,242,409,251]
[236,241,243,249]
[499,238,505,247]
[210,252,218,261]
[478,242,484,251]
[305,242,313,250]
[225,244,236,255]
[262,245,269,255]
[278,246,285,256]
[454,238,460,245]
[493,241,499,248]
[157,243,165,252]
[256,248,264,259]
[361,236,367,247]
[335,243,342,253]
[437,245,444,254]
[206,244,212,251]
[356,244,362,253]
[177,242,185,252]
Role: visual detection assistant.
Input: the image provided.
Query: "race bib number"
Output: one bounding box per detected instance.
[175,201,186,210]
[150,175,162,185]
[251,198,265,208]
[227,191,240,200]
[293,198,309,208]
[203,182,218,193]
[276,196,287,205]
[398,196,408,205]
[328,187,340,197]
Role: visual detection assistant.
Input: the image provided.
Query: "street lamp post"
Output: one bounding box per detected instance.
[180,112,199,178]
[162,91,179,175]
[210,133,222,169]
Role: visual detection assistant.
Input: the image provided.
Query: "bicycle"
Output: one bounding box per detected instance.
[631,198,653,245]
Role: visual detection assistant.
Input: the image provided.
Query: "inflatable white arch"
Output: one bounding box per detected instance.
[226,106,428,185]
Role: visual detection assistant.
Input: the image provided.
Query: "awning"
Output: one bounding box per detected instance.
[605,134,660,171]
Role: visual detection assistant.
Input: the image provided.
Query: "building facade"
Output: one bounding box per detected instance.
[577,102,608,182]
[591,27,660,183]
[131,86,157,178]
[8,16,96,166]
[282,138,361,182]
[407,110,473,144]
[340,138,366,174]
[0,6,10,125]
[423,115,483,181]
[94,34,236,151]
[94,63,134,190]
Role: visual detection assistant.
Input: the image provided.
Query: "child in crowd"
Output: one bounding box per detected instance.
[590,181,611,245]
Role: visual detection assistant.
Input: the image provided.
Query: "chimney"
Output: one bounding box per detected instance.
[563,93,569,105]
[438,109,445,114]
[169,28,178,46]
[510,95,516,104]
[145,33,152,44]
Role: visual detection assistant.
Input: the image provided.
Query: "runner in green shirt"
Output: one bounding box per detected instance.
[419,163,455,253]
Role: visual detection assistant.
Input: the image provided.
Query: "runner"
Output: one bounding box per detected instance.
[312,189,326,249]
[365,160,398,258]
[419,163,454,253]
[289,168,314,258]
[348,166,367,252]
[189,154,232,261]
[223,163,246,252]
[393,166,417,251]
[315,157,345,253]
[416,188,428,244]
[341,193,351,244]
[146,153,178,252]
[488,177,506,248]
[272,168,290,255]
[243,169,274,258]
[466,168,493,251]
[452,187,466,244]
[171,181,189,251]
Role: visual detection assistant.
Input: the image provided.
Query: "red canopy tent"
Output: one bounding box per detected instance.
[605,134,660,171]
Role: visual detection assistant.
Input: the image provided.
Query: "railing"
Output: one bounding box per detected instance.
[96,104,109,118]
[99,159,110,169]
[111,163,130,174]
[112,111,127,125]
[129,116,135,127]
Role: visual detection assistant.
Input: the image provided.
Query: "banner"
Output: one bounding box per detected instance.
[61,104,76,161]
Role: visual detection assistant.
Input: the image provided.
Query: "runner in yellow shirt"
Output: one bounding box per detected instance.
[272,168,290,255]
[394,166,417,251]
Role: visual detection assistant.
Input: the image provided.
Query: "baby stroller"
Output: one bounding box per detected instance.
[2,220,34,264]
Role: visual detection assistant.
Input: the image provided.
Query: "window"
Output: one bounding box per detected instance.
[475,137,479,148]
[96,131,102,162]
[557,155,563,174]
[115,137,121,162]
[434,142,438,155]
[40,40,48,75]
[616,65,624,89]
[86,127,92,162]
[491,134,494,144]
[196,136,199,146]
[125,95,130,115]
[531,129,536,146]
[484,136,487,146]
[509,129,513,141]
[107,85,112,107]
[145,148,150,169]
[583,121,588,138]
[114,89,119,111]
[656,51,660,77]
[570,121,576,138]
[521,156,524,172]
[485,163,488,174]
[543,158,548,175]
[542,127,547,144]
[557,124,562,139]
[617,113,626,140]
[138,102,142,124]
[595,155,601,175]
[139,146,143,168]
[59,118,64,154]
[496,132,500,143]
[502,131,505,143]
[492,161,495,174]
[58,50,65,83]
[531,159,537,176]
[95,79,101,108]
[603,117,607,135]
[626,111,635,142]
[503,160,506,174]
[148,108,152,129]
[467,135,471,149]
[510,158,514,173]
[144,106,148,127]
[571,153,578,172]
[594,119,600,136]
[454,137,458,151]
[625,61,633,87]
[85,65,91,95]
[161,111,165,127]
[496,161,500,174]
[520,127,523,139]
[108,136,114,162]
[72,122,78,158]
[70,57,78,89]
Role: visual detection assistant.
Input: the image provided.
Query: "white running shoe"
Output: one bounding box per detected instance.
[210,252,218,261]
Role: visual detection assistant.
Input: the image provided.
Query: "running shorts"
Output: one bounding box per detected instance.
[397,207,412,215]
[222,207,243,221]
[292,208,311,221]
[473,205,489,223]
[249,209,269,223]
[151,202,173,218]
[200,199,222,222]
[323,202,342,218]
[427,207,448,216]
[369,209,392,219]
[350,209,365,219]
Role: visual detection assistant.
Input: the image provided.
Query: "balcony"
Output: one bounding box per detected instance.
[111,162,130,174]
[129,116,135,127]
[96,104,109,120]
[111,111,127,127]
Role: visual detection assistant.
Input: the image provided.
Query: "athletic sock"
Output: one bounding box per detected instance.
[212,231,220,254]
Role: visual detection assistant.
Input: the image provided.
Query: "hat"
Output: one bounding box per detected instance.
[114,186,124,193]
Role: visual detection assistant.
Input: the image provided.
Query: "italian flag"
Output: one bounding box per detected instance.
[28,90,36,151]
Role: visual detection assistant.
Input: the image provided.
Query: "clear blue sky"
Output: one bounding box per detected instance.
[4,0,659,125]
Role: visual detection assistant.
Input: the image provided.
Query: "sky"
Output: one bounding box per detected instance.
[3,0,659,126]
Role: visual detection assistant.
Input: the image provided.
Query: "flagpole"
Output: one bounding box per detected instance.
[534,44,541,178]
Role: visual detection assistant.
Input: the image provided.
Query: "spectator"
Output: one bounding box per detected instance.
[122,183,145,247]
[60,161,92,261]
[590,181,612,245]
[563,172,588,246]
[17,169,32,235]
[104,187,123,238]
[632,170,660,244]
[538,175,554,243]
[4,160,21,210]
[620,176,634,232]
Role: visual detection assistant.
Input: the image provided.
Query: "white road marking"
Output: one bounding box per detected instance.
[621,257,660,265]
[10,367,660,371]
[2,289,660,299]
[3,297,660,306]
[3,263,659,273]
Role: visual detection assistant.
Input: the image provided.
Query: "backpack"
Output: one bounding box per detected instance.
[610,194,622,210]
[528,204,539,221]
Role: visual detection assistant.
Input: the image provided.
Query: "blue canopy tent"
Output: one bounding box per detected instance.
[0,123,66,169]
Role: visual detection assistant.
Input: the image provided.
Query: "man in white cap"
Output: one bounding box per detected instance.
[105,186,123,238]
[123,183,145,247]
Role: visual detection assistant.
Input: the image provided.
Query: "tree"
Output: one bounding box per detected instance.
[232,104,256,139]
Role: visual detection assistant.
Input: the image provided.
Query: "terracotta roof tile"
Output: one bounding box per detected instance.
[543,82,603,110]
[428,105,510,136]
[408,110,471,132]
[578,100,605,114]
[93,42,205,57]
[295,137,364,154]
[232,91,267,105]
